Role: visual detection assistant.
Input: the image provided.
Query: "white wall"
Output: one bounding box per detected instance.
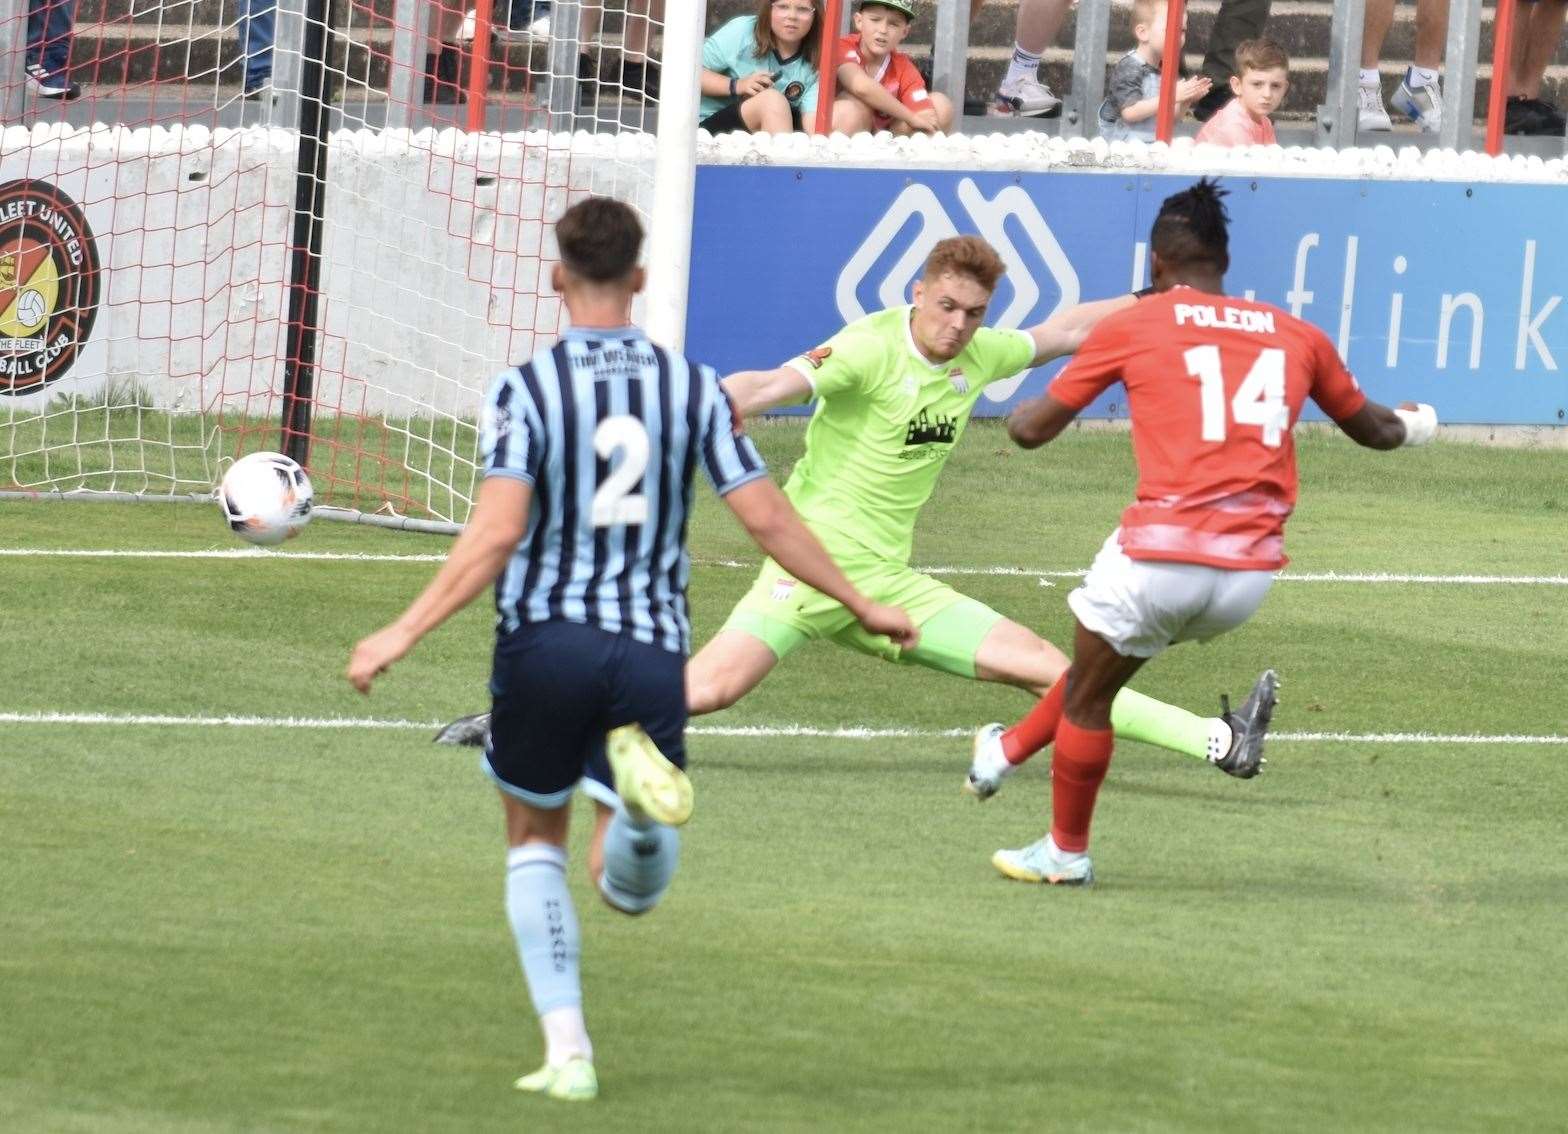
[0,124,656,422]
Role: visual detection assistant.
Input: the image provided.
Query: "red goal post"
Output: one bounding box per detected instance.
[0,0,698,533]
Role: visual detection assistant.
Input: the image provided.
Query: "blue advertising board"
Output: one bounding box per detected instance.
[688,166,1568,423]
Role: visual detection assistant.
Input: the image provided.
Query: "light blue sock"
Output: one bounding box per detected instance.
[506,843,581,1015]
[599,809,680,915]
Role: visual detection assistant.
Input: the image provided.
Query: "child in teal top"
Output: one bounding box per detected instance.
[700,0,823,134]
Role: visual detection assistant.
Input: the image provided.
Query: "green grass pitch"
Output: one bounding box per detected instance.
[3,422,1567,1132]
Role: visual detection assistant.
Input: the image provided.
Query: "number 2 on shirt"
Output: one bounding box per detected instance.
[592,415,649,527]
[1183,345,1289,448]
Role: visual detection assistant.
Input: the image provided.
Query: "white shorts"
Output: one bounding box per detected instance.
[1067,530,1276,659]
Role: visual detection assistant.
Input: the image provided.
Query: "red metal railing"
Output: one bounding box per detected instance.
[465,0,495,130]
[1155,0,1188,143]
[816,0,845,133]
[1486,0,1519,156]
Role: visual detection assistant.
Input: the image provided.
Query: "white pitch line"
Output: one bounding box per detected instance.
[3,547,1568,586]
[0,547,449,562]
[0,710,442,730]
[2,711,1565,745]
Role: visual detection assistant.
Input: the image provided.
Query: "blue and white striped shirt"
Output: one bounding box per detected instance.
[481,325,767,654]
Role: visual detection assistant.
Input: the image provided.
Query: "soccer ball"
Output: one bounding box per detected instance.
[218,451,314,545]
[15,289,45,330]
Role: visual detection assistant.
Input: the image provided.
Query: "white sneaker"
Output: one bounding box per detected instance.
[991,75,1060,118]
[964,723,1012,801]
[1391,76,1442,133]
[1358,81,1392,131]
[461,7,549,44]
[991,834,1094,886]
[25,62,80,100]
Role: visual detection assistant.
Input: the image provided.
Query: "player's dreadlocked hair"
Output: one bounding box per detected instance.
[1150,178,1231,274]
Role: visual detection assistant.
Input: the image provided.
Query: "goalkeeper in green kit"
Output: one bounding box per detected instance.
[441,234,1277,794]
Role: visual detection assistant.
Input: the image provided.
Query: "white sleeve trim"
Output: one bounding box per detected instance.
[783,356,820,394]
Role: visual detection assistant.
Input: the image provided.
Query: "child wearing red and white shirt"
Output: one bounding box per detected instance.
[1196,38,1290,148]
[830,0,954,135]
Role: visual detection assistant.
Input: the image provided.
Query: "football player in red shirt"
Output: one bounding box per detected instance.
[972,178,1438,885]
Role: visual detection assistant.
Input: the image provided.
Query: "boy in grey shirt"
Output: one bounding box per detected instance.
[1099,0,1210,141]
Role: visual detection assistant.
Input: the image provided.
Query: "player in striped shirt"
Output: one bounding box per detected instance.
[347,197,915,1102]
[985,179,1436,886]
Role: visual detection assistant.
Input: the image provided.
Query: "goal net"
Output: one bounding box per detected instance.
[0,0,693,530]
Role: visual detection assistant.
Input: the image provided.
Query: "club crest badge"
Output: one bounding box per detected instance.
[0,179,101,396]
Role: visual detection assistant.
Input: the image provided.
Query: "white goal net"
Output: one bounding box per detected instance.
[0,0,696,530]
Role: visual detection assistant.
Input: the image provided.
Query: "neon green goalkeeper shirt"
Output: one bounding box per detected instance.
[780,306,1036,565]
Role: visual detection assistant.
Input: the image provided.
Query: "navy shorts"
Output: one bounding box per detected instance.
[482,620,687,809]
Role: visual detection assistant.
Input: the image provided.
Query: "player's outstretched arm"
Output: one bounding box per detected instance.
[1007,393,1081,450]
[722,366,814,418]
[722,478,918,646]
[347,477,530,693]
[1334,400,1437,451]
[1023,294,1138,366]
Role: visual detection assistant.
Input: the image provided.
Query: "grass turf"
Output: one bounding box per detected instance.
[3,422,1567,1132]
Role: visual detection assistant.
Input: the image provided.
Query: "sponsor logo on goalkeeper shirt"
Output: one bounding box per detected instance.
[0,179,100,396]
[903,408,957,450]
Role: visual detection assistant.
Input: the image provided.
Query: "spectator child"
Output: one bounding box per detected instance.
[700,0,823,135]
[1191,0,1274,122]
[1098,0,1211,142]
[1195,37,1287,146]
[831,0,954,135]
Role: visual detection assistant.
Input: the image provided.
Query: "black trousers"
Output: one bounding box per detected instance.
[1199,0,1274,86]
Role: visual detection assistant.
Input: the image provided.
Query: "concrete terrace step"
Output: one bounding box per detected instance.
[70,22,531,87]
[87,0,401,21]
[90,0,645,28]
[65,21,646,88]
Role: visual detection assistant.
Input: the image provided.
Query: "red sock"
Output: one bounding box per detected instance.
[1049,718,1114,854]
[1001,674,1066,764]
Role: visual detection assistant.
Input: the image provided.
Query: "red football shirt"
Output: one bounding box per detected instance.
[838,34,932,131]
[1048,287,1368,570]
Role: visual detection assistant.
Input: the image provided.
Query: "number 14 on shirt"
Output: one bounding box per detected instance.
[1184,345,1288,448]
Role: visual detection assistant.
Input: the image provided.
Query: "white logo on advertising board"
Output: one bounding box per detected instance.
[834,179,1081,401]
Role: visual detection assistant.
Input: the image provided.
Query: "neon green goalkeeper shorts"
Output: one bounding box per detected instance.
[719,556,1005,678]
